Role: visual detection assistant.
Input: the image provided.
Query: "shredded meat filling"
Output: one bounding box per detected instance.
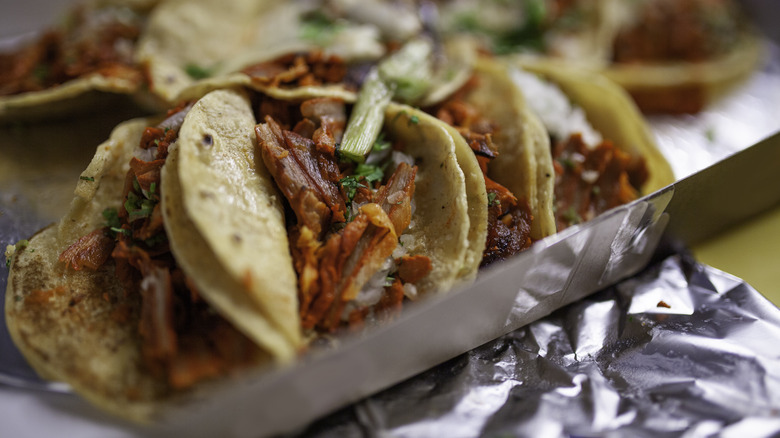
[242,51,349,89]
[59,228,115,271]
[256,114,347,237]
[612,0,742,64]
[256,98,425,333]
[552,134,648,230]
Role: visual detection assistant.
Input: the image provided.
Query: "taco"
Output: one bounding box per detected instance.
[136,0,424,105]
[252,95,482,332]
[508,61,674,229]
[5,84,480,420]
[601,0,762,113]
[425,58,557,267]
[426,55,673,256]
[0,0,158,121]
[436,0,761,113]
[4,89,294,421]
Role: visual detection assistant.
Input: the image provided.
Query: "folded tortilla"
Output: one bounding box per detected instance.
[5,89,301,422]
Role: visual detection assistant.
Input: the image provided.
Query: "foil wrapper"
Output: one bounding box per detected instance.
[300,255,780,437]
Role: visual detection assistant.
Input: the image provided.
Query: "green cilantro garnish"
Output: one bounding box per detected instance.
[5,258,10,268]
[487,192,500,207]
[102,208,121,229]
[80,176,95,182]
[562,206,582,225]
[32,64,49,82]
[354,163,384,185]
[124,178,159,221]
[408,115,419,125]
[300,11,343,43]
[492,0,547,54]
[453,13,481,33]
[705,127,716,143]
[339,176,364,204]
[372,133,391,153]
[559,157,576,171]
[185,64,214,80]
[144,234,167,247]
[110,227,131,237]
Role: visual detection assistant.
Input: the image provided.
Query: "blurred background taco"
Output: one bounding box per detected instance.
[137,0,426,105]
[436,0,762,114]
[0,0,159,121]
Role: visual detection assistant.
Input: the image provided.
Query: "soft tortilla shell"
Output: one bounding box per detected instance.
[0,74,143,122]
[5,118,172,422]
[460,58,557,240]
[384,103,483,290]
[138,0,382,104]
[162,88,300,360]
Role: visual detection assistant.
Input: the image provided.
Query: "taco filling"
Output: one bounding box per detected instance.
[57,104,263,390]
[255,95,430,333]
[0,4,146,96]
[511,68,648,230]
[242,51,354,91]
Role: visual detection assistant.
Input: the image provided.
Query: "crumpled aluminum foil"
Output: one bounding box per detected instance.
[299,255,780,437]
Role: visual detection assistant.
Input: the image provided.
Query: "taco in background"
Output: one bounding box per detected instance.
[137,0,424,105]
[602,0,762,113]
[436,0,761,114]
[0,0,158,121]
[508,60,674,230]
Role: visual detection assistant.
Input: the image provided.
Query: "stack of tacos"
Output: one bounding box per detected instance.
[5,1,675,422]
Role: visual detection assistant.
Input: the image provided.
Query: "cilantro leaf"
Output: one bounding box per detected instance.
[487,192,500,206]
[372,133,391,153]
[102,208,121,229]
[562,206,582,225]
[185,64,214,80]
[354,163,384,185]
[339,176,364,203]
